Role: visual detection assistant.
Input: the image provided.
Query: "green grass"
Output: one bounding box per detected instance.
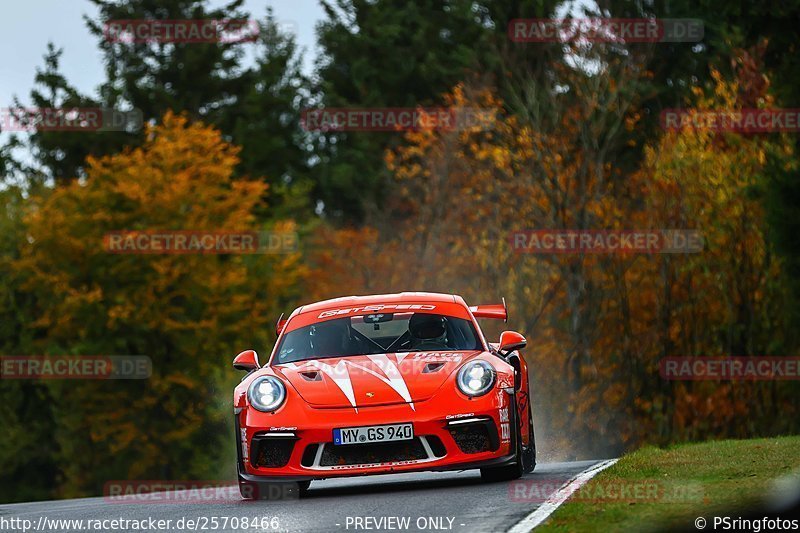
[536,436,800,532]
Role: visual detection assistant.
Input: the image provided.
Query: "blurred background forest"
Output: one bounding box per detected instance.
[2,0,800,502]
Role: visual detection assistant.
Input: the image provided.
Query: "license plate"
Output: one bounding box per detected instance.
[333,423,413,445]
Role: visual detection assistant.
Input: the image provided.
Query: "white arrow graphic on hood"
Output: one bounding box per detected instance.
[365,354,414,410]
[286,359,358,412]
[285,354,414,412]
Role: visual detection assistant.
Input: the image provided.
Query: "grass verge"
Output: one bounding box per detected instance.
[535,435,800,532]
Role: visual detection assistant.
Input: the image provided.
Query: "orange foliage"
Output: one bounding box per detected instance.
[15,112,303,495]
[307,68,794,458]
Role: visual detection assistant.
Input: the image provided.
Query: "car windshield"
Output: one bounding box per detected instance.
[274,312,482,364]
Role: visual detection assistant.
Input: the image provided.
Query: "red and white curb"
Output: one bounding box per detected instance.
[507,459,620,532]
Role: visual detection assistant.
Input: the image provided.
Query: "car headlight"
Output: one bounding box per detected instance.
[456,360,496,397]
[247,376,286,412]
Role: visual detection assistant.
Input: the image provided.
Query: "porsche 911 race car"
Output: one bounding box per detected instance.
[232,292,535,498]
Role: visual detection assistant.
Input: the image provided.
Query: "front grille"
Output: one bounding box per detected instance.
[448,420,498,454]
[319,437,428,466]
[251,434,296,468]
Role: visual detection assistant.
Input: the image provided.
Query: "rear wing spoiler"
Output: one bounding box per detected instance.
[276,313,288,335]
[277,298,509,334]
[469,297,508,323]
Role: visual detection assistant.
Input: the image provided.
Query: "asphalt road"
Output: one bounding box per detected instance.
[0,460,605,533]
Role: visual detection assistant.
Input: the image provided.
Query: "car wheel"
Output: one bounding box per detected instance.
[239,480,311,500]
[480,442,523,482]
[480,460,522,482]
[480,407,525,482]
[521,407,536,474]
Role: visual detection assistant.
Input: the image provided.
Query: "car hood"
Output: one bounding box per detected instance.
[273,351,482,409]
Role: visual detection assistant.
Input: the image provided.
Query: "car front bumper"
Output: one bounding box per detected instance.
[236,386,517,482]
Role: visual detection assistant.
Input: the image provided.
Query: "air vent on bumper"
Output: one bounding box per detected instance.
[447,417,499,454]
[250,432,297,468]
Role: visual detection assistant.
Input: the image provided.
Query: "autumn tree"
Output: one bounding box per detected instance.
[307,60,799,458]
[10,113,303,497]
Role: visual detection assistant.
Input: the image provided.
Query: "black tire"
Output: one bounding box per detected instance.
[480,408,524,483]
[480,460,522,482]
[239,480,311,500]
[521,406,536,474]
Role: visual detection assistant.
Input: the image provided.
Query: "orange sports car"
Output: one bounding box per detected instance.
[232,292,535,498]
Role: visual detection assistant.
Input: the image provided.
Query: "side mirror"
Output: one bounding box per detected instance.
[498,331,527,355]
[233,349,260,372]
